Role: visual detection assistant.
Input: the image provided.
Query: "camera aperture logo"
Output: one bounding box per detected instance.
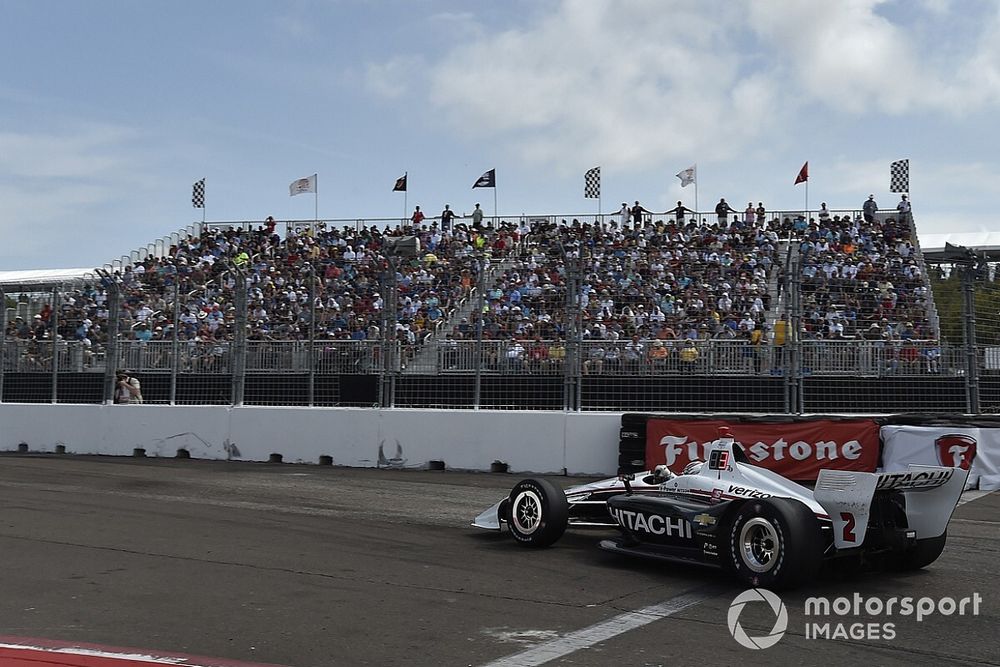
[727,588,788,649]
[728,588,983,648]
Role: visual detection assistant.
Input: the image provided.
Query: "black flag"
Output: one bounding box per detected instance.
[472,169,496,188]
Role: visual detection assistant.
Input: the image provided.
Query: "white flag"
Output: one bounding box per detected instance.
[289,174,317,196]
[676,164,696,188]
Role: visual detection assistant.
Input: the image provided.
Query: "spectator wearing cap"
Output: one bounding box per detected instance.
[896,195,911,223]
[863,194,878,223]
[617,203,629,229]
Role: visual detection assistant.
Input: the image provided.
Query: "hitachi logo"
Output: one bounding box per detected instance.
[609,508,693,539]
[876,469,953,490]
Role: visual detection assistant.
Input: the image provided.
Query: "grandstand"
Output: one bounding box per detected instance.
[2,203,997,414]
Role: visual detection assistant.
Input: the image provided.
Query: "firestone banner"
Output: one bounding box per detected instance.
[881,425,1000,491]
[645,418,880,481]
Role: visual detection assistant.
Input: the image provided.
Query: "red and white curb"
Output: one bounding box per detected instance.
[0,637,288,667]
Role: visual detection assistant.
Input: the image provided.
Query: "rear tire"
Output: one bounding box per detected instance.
[727,498,824,590]
[506,478,569,548]
[897,532,947,571]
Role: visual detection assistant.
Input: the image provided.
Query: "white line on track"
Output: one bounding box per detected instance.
[958,489,994,506]
[480,588,713,667]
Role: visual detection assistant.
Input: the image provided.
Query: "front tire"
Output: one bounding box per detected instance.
[727,498,824,590]
[506,478,569,548]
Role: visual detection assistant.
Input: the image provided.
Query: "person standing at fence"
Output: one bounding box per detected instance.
[440,204,457,232]
[115,371,143,404]
[617,203,629,229]
[863,194,878,223]
[773,314,788,371]
[410,206,426,228]
[630,201,652,227]
[471,203,484,228]
[666,201,692,224]
[896,194,911,223]
[715,198,737,226]
[748,323,765,373]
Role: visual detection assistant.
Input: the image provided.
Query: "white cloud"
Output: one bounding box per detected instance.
[747,0,1000,114]
[373,0,1000,175]
[0,123,149,268]
[424,1,781,172]
[0,124,136,179]
[365,56,424,100]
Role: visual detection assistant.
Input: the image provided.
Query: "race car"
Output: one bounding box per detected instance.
[472,429,969,589]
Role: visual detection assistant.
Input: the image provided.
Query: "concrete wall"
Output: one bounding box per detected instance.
[0,404,621,475]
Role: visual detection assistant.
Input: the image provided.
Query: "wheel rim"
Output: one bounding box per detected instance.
[511,489,543,535]
[739,517,780,573]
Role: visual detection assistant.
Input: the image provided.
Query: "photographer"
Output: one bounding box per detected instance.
[115,371,143,404]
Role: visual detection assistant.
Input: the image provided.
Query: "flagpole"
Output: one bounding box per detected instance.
[314,173,319,222]
[404,172,408,225]
[493,187,498,227]
[805,180,809,219]
[694,181,699,223]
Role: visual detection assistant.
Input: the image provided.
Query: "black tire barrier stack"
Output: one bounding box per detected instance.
[176,448,191,459]
[428,460,446,471]
[618,414,648,474]
[318,455,333,466]
[269,453,283,463]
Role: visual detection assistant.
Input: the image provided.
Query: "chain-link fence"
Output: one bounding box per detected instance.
[2,211,997,414]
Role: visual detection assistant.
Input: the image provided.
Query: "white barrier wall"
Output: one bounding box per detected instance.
[0,404,621,475]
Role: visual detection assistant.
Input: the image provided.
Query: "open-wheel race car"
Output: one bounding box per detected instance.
[472,429,969,589]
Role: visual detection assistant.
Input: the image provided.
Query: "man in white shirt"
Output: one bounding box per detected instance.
[896,195,911,223]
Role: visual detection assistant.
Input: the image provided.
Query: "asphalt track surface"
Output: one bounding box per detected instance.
[0,455,997,667]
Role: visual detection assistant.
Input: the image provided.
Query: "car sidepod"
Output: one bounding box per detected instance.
[601,493,732,566]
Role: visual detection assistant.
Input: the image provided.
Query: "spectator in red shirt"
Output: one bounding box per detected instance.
[411,206,425,226]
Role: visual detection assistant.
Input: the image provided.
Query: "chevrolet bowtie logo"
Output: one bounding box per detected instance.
[693,513,716,526]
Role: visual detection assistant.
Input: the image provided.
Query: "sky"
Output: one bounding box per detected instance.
[2,0,1000,271]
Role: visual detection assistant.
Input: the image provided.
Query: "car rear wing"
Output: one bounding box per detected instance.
[814,466,969,549]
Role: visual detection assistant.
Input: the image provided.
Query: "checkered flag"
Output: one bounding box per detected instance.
[890,159,909,193]
[584,166,600,199]
[192,178,205,208]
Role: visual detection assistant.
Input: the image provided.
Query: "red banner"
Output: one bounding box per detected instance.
[645,418,879,480]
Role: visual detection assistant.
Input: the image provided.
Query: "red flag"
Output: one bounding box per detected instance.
[794,161,809,185]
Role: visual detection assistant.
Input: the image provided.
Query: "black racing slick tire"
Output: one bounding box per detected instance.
[727,497,825,590]
[897,531,947,571]
[506,478,569,548]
